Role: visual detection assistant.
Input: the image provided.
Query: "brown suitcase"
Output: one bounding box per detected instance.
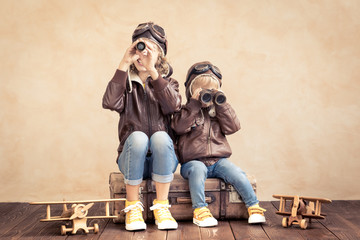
[109,172,257,223]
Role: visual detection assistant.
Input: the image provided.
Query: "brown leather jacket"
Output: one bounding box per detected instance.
[103,69,182,156]
[171,98,240,165]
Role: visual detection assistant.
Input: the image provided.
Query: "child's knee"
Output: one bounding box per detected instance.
[150,131,172,149]
[127,131,149,150]
[182,161,207,178]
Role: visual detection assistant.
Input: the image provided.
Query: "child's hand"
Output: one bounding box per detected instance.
[138,41,159,79]
[118,41,140,71]
[192,88,202,100]
[192,88,212,108]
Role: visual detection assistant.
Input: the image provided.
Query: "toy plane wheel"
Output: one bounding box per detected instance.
[61,225,68,235]
[282,217,288,228]
[94,223,99,233]
[300,219,308,229]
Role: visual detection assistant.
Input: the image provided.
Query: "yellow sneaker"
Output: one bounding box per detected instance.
[248,204,266,224]
[122,200,146,231]
[150,199,178,230]
[193,207,218,227]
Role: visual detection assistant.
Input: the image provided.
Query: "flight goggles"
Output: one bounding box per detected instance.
[185,63,222,87]
[132,22,166,44]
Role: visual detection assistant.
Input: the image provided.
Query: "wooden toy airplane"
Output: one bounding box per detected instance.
[30,198,125,235]
[273,194,331,229]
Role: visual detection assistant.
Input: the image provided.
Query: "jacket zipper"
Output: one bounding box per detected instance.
[144,81,152,135]
[207,114,212,156]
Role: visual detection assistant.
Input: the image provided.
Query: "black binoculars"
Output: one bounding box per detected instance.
[136,41,146,51]
[199,89,226,105]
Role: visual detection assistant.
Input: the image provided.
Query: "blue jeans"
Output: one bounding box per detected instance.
[180,158,259,209]
[118,131,178,185]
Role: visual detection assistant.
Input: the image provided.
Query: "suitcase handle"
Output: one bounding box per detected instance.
[176,197,212,204]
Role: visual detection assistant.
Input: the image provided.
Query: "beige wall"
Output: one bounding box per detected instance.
[1,0,359,202]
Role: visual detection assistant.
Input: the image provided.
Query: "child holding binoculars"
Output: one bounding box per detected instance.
[171,61,266,227]
[103,22,181,231]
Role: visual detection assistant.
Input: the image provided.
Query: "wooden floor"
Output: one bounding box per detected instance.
[0,201,359,239]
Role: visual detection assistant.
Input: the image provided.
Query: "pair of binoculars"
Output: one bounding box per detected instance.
[136,41,146,51]
[199,89,226,105]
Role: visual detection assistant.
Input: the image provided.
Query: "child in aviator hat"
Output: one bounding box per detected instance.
[171,61,266,227]
[103,22,181,231]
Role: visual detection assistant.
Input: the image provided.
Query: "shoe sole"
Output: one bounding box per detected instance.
[125,226,147,231]
[125,223,147,231]
[155,220,178,230]
[193,218,218,227]
[248,219,266,224]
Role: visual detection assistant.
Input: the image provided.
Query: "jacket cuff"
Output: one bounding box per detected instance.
[187,98,202,111]
[111,69,127,85]
[150,76,168,91]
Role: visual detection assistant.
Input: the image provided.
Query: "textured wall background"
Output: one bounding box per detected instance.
[1,0,359,202]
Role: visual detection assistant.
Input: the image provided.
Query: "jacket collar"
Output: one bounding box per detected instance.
[129,71,145,86]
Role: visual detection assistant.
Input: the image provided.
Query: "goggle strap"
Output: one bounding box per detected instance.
[133,23,166,42]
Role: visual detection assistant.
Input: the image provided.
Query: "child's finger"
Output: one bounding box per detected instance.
[146,48,154,58]
[130,40,141,51]
[131,54,140,62]
[146,42,155,52]
[192,88,201,99]
[140,49,148,56]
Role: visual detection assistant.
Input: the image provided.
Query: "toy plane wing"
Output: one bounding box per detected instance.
[29,198,126,205]
[272,194,331,203]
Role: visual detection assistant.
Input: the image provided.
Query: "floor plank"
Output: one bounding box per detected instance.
[98,221,134,240]
[200,220,235,240]
[132,222,167,240]
[320,201,360,240]
[0,204,45,239]
[19,219,67,240]
[0,203,22,216]
[0,203,45,238]
[229,220,269,240]
[323,200,360,228]
[167,221,201,240]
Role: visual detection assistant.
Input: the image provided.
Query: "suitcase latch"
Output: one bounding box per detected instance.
[138,187,144,202]
[229,186,244,203]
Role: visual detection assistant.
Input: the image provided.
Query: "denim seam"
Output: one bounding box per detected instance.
[126,140,131,180]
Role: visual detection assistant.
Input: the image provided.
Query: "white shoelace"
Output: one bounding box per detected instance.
[122,201,144,213]
[149,203,171,211]
[150,203,173,220]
